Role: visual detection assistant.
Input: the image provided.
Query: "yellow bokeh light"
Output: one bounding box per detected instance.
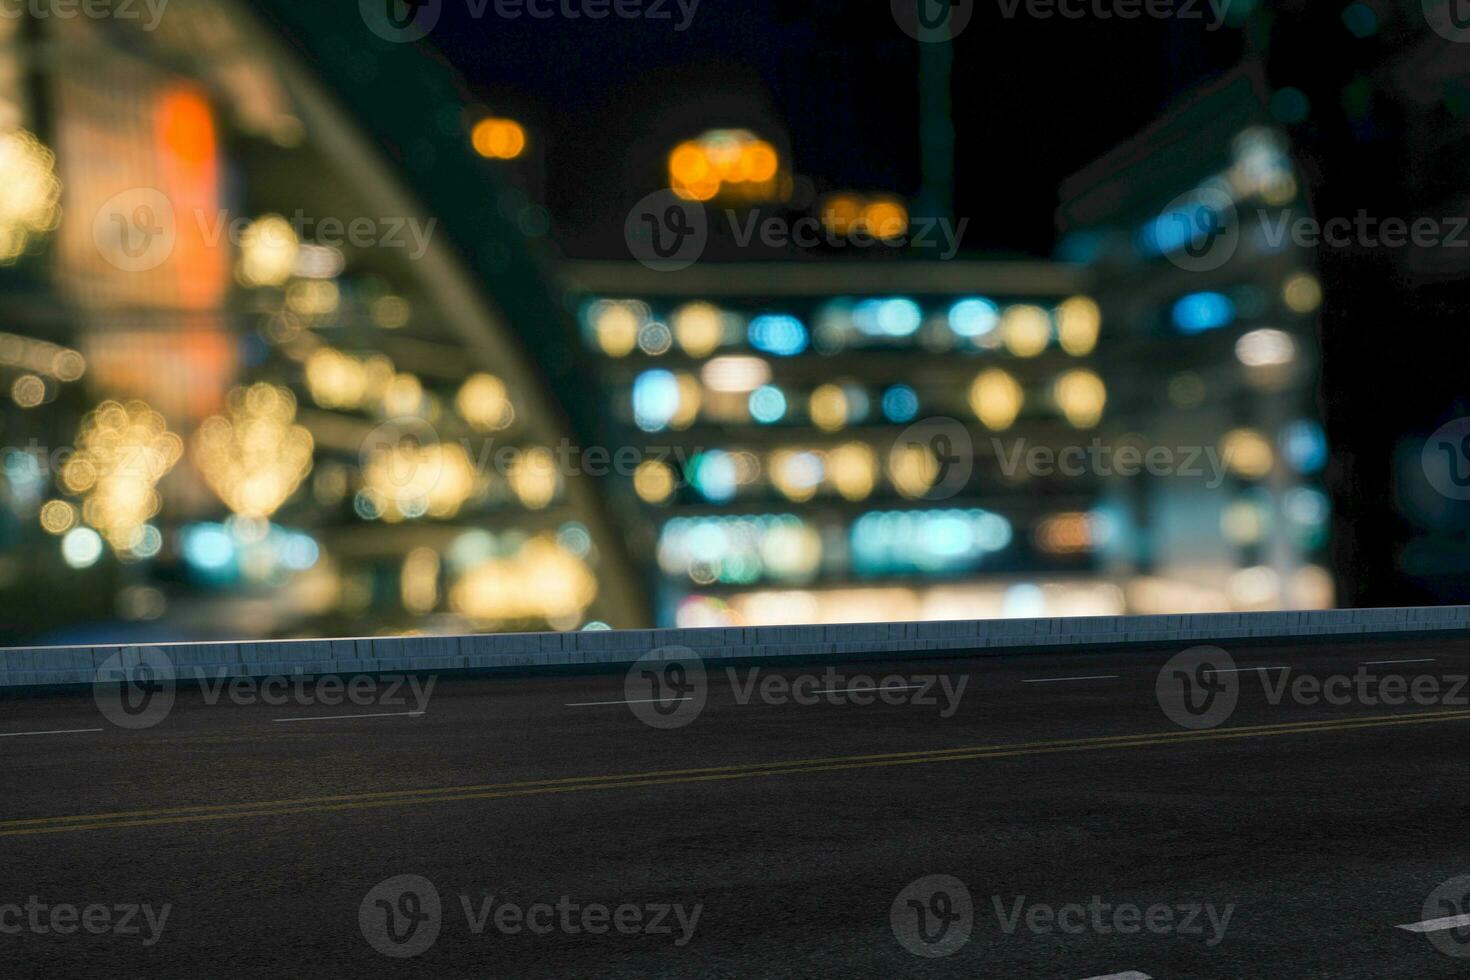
[401,547,440,615]
[770,449,823,503]
[592,301,641,357]
[633,460,676,504]
[827,442,876,501]
[1052,369,1107,429]
[64,400,182,551]
[809,384,848,432]
[305,348,368,410]
[193,383,314,519]
[672,302,724,357]
[1001,304,1051,358]
[1282,272,1322,314]
[0,128,61,265]
[11,373,44,408]
[968,368,1024,430]
[887,443,939,500]
[1221,428,1274,479]
[238,214,298,287]
[285,279,339,316]
[471,117,527,160]
[450,535,597,624]
[1056,296,1101,356]
[671,372,702,429]
[456,373,514,432]
[509,446,559,510]
[382,373,424,417]
[39,499,76,535]
[362,440,478,522]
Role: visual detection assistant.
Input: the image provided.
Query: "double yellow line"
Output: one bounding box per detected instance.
[2,709,1465,838]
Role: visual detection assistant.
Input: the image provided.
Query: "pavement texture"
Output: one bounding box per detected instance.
[0,633,1465,978]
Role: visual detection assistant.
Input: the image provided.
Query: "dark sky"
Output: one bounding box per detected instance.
[429,0,1244,257]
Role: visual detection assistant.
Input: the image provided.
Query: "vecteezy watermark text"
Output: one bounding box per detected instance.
[990,894,1234,947]
[92,648,437,730]
[624,191,967,271]
[361,0,699,44]
[358,875,701,958]
[0,0,168,29]
[994,0,1233,28]
[92,191,438,273]
[0,898,170,946]
[993,437,1232,489]
[621,648,970,729]
[889,874,1233,957]
[1157,645,1469,730]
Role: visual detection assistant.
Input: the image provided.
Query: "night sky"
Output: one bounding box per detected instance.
[430,0,1245,257]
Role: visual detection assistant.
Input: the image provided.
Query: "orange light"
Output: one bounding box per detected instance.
[742,141,778,182]
[861,199,908,240]
[668,131,780,202]
[673,174,720,201]
[157,88,215,167]
[669,142,710,183]
[153,84,227,321]
[821,194,863,235]
[471,118,527,160]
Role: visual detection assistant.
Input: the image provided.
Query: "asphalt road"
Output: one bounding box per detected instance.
[0,633,1466,978]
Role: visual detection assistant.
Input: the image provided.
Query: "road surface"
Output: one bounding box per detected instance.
[0,634,1465,977]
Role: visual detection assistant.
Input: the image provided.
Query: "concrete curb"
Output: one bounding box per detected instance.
[3,606,1468,688]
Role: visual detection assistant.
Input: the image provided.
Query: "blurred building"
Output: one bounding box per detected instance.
[0,5,1347,644]
[1057,70,1333,615]
[0,0,643,643]
[570,72,1334,628]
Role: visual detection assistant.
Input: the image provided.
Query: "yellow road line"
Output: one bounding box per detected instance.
[2,709,1465,838]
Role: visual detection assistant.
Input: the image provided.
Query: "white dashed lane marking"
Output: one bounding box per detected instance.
[564,697,693,707]
[272,711,424,723]
[0,728,103,738]
[1021,675,1119,684]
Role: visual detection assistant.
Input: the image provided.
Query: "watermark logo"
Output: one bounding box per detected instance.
[93,187,176,273]
[1419,876,1470,958]
[360,416,443,491]
[1423,418,1470,501]
[1156,645,1239,730]
[624,646,707,729]
[891,874,973,957]
[727,668,968,717]
[93,648,176,730]
[460,893,702,944]
[1423,0,1470,43]
[360,0,441,42]
[360,875,701,956]
[1157,186,1238,272]
[993,0,1233,29]
[992,894,1233,946]
[93,196,437,272]
[0,0,170,29]
[0,898,170,945]
[360,875,443,958]
[624,189,708,271]
[993,437,1231,488]
[894,417,974,500]
[892,0,974,42]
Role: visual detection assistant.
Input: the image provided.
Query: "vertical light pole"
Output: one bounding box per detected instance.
[915,1,957,225]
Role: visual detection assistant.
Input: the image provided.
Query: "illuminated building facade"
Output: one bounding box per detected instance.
[572,75,1333,628]
[0,0,642,642]
[569,260,1145,628]
[1056,70,1333,614]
